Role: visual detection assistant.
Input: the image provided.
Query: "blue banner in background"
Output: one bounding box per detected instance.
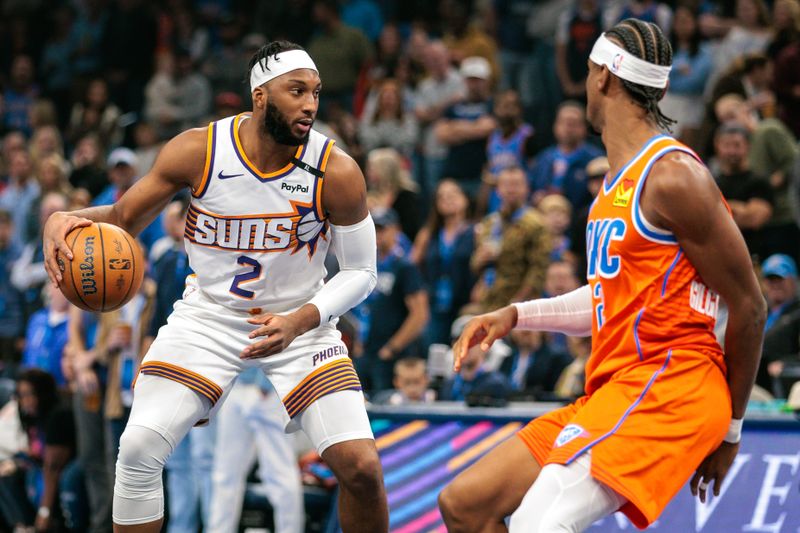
[370,419,800,533]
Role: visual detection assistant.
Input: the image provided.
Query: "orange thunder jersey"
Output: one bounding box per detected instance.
[584,135,725,394]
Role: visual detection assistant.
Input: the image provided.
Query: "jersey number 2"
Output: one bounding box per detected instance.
[229,256,262,299]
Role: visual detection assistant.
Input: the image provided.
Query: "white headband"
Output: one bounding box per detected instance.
[589,33,671,89]
[249,49,318,91]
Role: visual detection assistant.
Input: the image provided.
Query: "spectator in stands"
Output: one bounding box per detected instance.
[413,179,475,348]
[605,0,673,33]
[144,47,212,139]
[555,0,605,101]
[132,122,163,178]
[11,192,66,318]
[569,156,608,272]
[530,101,603,211]
[500,329,572,398]
[68,133,108,200]
[0,132,26,181]
[709,0,772,86]
[715,93,800,260]
[342,0,384,42]
[700,53,776,158]
[372,357,436,405]
[768,0,800,59]
[64,305,115,533]
[209,371,304,533]
[202,15,248,99]
[758,254,800,396]
[660,4,713,144]
[484,89,536,214]
[365,148,422,241]
[471,167,550,312]
[2,55,38,137]
[538,194,574,263]
[28,125,64,168]
[358,79,418,158]
[554,335,592,400]
[0,210,24,375]
[712,123,773,260]
[0,149,38,246]
[414,40,465,198]
[492,0,536,106]
[66,78,123,150]
[441,0,500,82]
[542,259,582,354]
[21,285,70,388]
[69,0,108,80]
[39,5,75,127]
[439,337,511,404]
[774,29,800,137]
[356,208,429,393]
[27,153,72,243]
[0,369,74,532]
[435,56,496,198]
[308,0,374,115]
[93,147,164,253]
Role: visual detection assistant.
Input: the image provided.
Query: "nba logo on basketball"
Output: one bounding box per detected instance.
[612,54,623,72]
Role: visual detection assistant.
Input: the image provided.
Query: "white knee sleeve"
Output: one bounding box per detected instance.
[509,453,626,533]
[113,374,212,525]
[113,425,172,525]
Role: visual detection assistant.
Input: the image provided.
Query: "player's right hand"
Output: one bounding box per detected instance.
[452,305,517,372]
[42,211,92,289]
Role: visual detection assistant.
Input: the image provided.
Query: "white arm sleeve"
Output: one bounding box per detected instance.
[308,214,378,325]
[512,285,593,337]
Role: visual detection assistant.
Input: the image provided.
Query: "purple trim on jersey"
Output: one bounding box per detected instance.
[564,349,673,465]
[230,117,303,182]
[194,122,217,198]
[661,249,683,297]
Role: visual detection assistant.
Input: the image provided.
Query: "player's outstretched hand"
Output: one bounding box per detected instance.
[42,211,92,289]
[452,305,517,372]
[241,312,302,359]
[690,441,739,503]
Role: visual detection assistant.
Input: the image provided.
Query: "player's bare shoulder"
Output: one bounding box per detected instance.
[644,150,725,234]
[321,145,368,225]
[150,126,211,192]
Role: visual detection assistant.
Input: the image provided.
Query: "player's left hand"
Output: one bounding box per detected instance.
[241,313,301,359]
[690,441,739,503]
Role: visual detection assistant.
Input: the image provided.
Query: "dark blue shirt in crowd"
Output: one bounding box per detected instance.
[530,141,603,210]
[422,225,475,345]
[499,345,572,394]
[93,186,165,253]
[364,252,425,357]
[22,309,68,387]
[0,243,24,339]
[441,99,494,184]
[148,245,193,336]
[439,368,512,402]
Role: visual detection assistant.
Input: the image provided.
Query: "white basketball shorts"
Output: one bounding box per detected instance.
[136,278,371,448]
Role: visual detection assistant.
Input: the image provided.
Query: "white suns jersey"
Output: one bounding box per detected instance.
[184,113,335,311]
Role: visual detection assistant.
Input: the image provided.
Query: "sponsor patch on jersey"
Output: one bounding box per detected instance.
[280,181,311,195]
[555,424,590,447]
[613,178,634,207]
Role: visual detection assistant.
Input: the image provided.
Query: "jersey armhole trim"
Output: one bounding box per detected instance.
[631,146,700,245]
[314,139,335,220]
[192,122,217,199]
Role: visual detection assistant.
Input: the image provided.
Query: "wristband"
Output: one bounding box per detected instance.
[724,418,743,444]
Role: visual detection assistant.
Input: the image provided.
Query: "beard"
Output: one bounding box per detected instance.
[262,100,311,146]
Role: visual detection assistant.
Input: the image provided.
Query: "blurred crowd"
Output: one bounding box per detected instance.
[1,0,800,530]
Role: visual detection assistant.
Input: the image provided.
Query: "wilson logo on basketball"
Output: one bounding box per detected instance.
[109,258,132,270]
[79,235,97,295]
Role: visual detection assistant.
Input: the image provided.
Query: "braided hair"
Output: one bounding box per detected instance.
[246,40,306,86]
[605,19,676,131]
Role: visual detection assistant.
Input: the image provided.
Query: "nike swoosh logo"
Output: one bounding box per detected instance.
[218,171,244,180]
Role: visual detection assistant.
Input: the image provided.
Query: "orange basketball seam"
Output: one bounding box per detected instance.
[68,226,95,311]
[118,229,137,310]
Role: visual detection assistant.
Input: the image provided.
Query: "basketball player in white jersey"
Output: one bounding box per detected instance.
[43,41,388,533]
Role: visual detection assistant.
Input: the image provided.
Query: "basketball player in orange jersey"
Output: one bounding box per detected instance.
[439,19,767,532]
[42,41,388,533]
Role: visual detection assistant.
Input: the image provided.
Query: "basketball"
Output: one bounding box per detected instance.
[57,222,145,312]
